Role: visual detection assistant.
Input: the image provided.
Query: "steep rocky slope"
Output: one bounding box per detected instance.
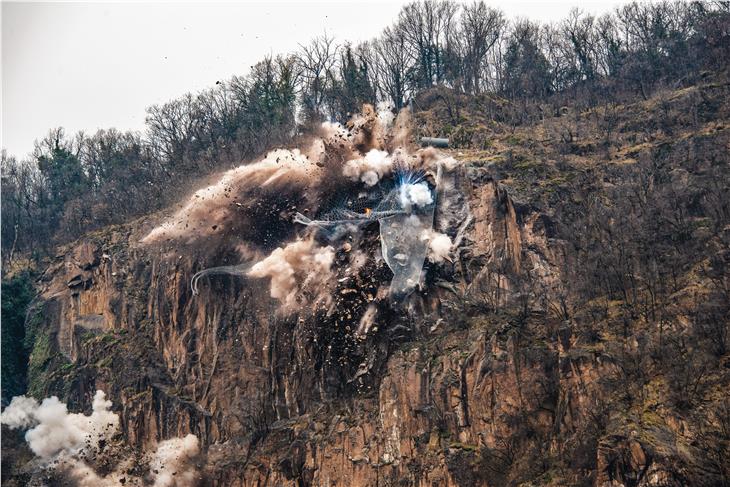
[3,74,729,487]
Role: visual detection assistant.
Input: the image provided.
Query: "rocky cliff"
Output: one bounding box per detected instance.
[4,76,730,487]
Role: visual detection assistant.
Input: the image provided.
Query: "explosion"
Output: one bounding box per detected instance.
[1,390,119,459]
[1,392,200,487]
[143,104,467,321]
[247,237,336,311]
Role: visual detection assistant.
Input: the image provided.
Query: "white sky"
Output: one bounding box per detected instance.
[2,0,625,159]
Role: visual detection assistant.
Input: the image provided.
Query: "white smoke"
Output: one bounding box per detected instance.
[1,390,118,459]
[66,436,200,487]
[376,101,395,129]
[438,156,459,171]
[343,149,394,186]
[421,229,453,263]
[399,182,433,210]
[151,434,200,487]
[0,395,39,429]
[248,238,336,311]
[1,392,200,487]
[142,148,317,244]
[66,457,138,487]
[320,120,353,142]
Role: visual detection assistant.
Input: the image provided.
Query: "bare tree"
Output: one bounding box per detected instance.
[594,13,624,78]
[500,20,553,99]
[296,34,338,123]
[145,92,203,162]
[561,8,598,83]
[453,1,504,94]
[372,25,412,109]
[397,0,459,88]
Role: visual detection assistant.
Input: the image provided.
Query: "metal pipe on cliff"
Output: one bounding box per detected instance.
[420,137,449,148]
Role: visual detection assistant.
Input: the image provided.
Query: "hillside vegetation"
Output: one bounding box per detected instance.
[2,1,728,260]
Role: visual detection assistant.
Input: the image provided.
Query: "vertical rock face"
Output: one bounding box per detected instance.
[471,176,523,273]
[18,157,719,487]
[24,163,560,484]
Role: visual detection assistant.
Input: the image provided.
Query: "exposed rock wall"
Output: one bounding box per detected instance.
[22,163,567,484]
[8,71,730,487]
[21,158,717,487]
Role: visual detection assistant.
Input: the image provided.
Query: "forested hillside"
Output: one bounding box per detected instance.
[2,1,728,259]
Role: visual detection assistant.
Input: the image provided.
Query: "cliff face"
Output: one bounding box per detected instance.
[27,166,563,484]
[10,76,730,487]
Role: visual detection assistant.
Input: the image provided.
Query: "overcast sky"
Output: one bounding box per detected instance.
[2,0,626,159]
